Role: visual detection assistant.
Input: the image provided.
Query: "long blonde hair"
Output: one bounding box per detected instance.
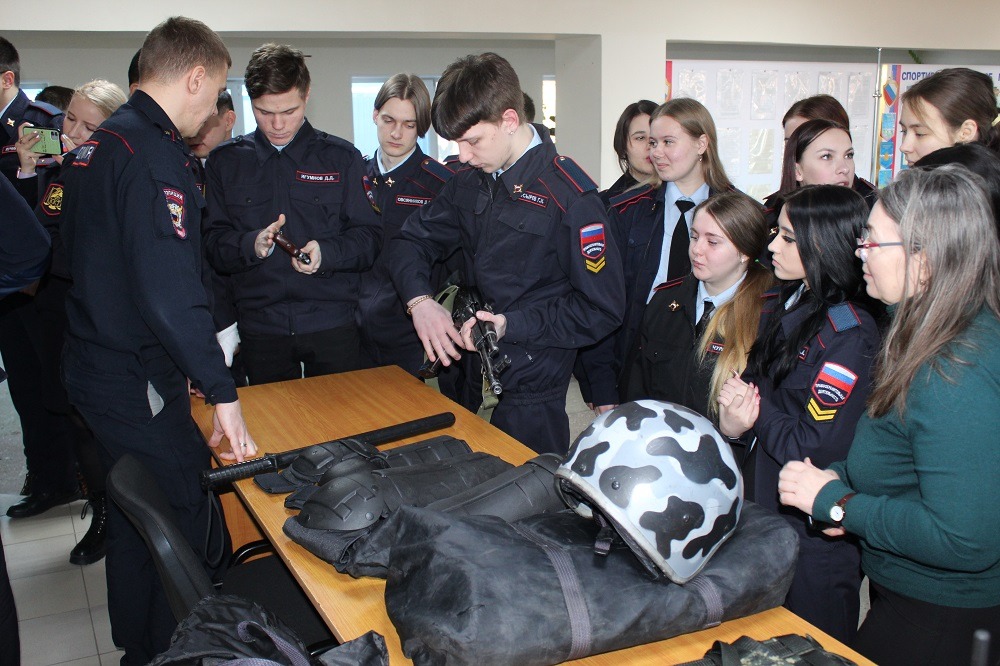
[74,79,127,120]
[693,192,775,417]
[869,165,1000,418]
[650,98,733,193]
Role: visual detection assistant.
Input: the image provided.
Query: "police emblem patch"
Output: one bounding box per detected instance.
[812,362,857,408]
[580,223,606,273]
[40,183,64,217]
[163,188,186,239]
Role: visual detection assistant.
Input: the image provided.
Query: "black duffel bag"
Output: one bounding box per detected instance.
[384,502,798,666]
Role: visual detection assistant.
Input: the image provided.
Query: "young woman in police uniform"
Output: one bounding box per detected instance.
[717,185,880,644]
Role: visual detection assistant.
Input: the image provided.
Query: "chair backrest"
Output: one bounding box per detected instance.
[106,454,215,622]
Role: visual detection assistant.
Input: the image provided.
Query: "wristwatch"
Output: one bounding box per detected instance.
[829,493,856,525]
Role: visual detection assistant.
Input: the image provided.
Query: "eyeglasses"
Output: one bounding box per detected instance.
[856,237,904,262]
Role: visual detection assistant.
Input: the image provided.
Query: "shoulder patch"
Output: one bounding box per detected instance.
[811,362,858,408]
[554,156,597,193]
[827,303,861,332]
[70,141,99,167]
[40,182,64,217]
[609,183,655,210]
[420,157,456,183]
[580,223,606,273]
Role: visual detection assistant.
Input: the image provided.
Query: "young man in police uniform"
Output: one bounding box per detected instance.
[51,18,256,663]
[357,73,457,376]
[390,52,625,455]
[204,44,381,385]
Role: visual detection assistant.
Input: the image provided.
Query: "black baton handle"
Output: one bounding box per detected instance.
[200,411,456,490]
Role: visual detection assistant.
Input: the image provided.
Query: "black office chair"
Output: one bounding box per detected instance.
[106,454,334,649]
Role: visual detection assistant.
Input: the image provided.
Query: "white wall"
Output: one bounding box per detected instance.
[7,0,1000,186]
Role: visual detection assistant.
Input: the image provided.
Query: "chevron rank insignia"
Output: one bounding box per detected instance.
[580,223,606,273]
[807,397,838,422]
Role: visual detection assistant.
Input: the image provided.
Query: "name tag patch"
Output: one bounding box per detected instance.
[706,342,724,355]
[1,144,15,155]
[517,190,548,208]
[580,223,606,273]
[296,171,340,183]
[396,194,432,207]
[73,142,98,167]
[163,187,187,239]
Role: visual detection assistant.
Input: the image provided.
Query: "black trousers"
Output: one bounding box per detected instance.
[240,323,366,386]
[0,531,18,666]
[0,294,78,495]
[854,581,1000,666]
[63,356,229,665]
[783,524,862,645]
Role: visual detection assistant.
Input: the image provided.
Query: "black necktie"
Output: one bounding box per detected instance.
[695,300,715,338]
[667,199,695,281]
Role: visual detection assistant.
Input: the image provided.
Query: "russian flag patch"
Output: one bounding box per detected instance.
[812,362,858,408]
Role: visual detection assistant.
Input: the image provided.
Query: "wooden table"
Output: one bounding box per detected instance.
[191,366,873,665]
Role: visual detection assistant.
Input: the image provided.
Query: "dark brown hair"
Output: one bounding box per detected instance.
[779,119,852,194]
[432,52,523,140]
[782,94,849,128]
[613,100,657,175]
[139,17,231,85]
[244,43,310,99]
[901,68,1000,152]
[0,37,19,86]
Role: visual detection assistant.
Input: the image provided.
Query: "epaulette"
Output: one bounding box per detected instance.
[553,156,598,193]
[827,302,861,332]
[443,154,462,165]
[653,276,686,292]
[27,99,62,118]
[609,183,655,210]
[761,287,781,299]
[214,135,243,151]
[421,157,456,183]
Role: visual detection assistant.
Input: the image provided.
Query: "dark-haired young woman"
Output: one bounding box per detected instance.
[899,67,1000,164]
[601,99,657,204]
[718,185,880,643]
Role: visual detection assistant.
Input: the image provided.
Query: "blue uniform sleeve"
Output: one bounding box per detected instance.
[388,177,464,303]
[315,148,382,273]
[753,320,878,468]
[203,153,264,274]
[0,175,50,297]
[502,193,625,349]
[121,154,237,404]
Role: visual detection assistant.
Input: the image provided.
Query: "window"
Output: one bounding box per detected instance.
[21,82,49,104]
[228,78,256,137]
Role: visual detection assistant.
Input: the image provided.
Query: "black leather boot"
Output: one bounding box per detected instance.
[70,493,107,566]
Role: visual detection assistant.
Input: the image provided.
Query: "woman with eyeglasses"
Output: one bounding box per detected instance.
[717,184,880,643]
[778,165,1000,665]
[601,99,657,205]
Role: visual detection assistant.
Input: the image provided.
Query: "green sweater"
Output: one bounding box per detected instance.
[814,309,1000,608]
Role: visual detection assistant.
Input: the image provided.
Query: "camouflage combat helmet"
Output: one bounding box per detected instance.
[555,400,743,584]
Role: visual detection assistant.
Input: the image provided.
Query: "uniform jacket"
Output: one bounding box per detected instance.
[743,288,879,518]
[357,147,455,371]
[1,89,64,185]
[0,174,50,298]
[621,274,718,414]
[578,181,728,404]
[388,125,625,393]
[52,91,236,405]
[203,120,382,337]
[762,175,878,233]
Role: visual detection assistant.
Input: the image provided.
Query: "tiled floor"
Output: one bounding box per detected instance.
[1,494,123,666]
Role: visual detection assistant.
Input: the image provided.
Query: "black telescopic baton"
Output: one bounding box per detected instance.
[200,411,456,490]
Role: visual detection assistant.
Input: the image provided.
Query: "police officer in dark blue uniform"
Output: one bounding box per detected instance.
[51,18,257,663]
[358,73,456,375]
[0,37,63,186]
[390,53,624,455]
[718,185,880,644]
[204,43,381,386]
